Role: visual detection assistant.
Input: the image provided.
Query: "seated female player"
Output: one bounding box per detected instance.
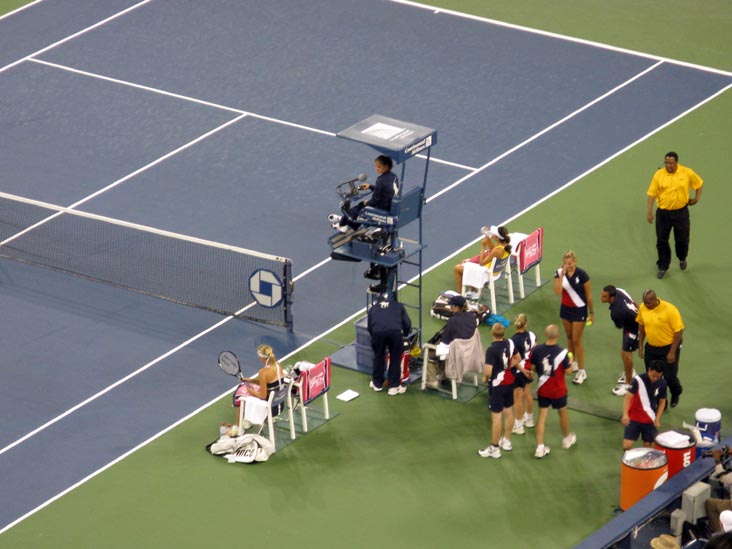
[453,225,512,291]
[233,344,286,430]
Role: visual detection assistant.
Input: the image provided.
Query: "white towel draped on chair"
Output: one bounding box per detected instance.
[462,261,488,289]
[461,256,513,313]
[241,396,269,425]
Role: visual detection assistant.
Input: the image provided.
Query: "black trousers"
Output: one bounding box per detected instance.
[371,330,404,388]
[655,206,690,270]
[644,342,683,398]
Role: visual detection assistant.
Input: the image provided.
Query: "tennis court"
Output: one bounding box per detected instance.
[1,1,731,547]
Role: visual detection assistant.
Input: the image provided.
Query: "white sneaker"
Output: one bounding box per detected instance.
[327,213,341,223]
[499,437,513,451]
[618,371,636,384]
[387,385,407,396]
[535,445,551,458]
[572,369,587,384]
[561,432,577,449]
[369,381,383,392]
[523,414,535,428]
[333,223,350,233]
[512,422,525,435]
[612,384,630,396]
[478,445,501,459]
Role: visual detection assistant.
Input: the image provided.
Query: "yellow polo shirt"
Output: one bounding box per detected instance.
[647,164,703,211]
[636,299,684,346]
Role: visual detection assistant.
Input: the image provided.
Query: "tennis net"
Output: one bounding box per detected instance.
[0,192,293,328]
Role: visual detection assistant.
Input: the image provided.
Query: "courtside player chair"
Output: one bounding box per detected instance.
[291,357,331,433]
[420,330,483,400]
[508,228,543,300]
[238,379,296,450]
[460,255,514,313]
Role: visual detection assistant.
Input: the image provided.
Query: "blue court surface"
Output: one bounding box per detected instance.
[1,0,730,533]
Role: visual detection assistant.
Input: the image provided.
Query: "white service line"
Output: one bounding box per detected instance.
[390,0,732,79]
[0,113,248,248]
[0,0,153,75]
[30,58,245,114]
[28,58,473,167]
[426,60,664,203]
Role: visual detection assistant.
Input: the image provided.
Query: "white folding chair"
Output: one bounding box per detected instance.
[420,330,483,400]
[509,228,543,299]
[291,357,331,433]
[461,254,513,313]
[238,379,296,450]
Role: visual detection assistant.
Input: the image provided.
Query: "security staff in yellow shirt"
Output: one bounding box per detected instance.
[636,289,685,408]
[646,151,704,279]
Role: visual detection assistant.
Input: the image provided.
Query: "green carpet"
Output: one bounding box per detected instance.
[1,1,730,548]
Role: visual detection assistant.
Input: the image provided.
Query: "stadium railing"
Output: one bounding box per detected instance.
[575,439,731,549]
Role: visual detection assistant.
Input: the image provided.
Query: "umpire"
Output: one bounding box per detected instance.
[367,293,412,396]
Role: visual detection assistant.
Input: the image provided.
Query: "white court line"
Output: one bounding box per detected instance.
[390,0,732,79]
[0,0,153,76]
[29,58,245,114]
[0,0,44,22]
[416,155,476,172]
[29,58,474,170]
[0,113,248,248]
[426,60,664,203]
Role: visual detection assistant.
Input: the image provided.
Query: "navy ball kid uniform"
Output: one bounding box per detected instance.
[529,343,570,409]
[608,288,640,352]
[485,339,516,413]
[624,374,667,443]
[510,330,536,388]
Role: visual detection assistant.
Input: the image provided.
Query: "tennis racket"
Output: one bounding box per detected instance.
[218,351,245,381]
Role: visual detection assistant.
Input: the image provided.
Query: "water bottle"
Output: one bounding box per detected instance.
[219,423,227,438]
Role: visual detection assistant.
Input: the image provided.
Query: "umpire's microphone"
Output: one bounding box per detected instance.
[341,173,367,185]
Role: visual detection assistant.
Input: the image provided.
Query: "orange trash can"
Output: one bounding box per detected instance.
[620,448,668,511]
[654,431,696,479]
